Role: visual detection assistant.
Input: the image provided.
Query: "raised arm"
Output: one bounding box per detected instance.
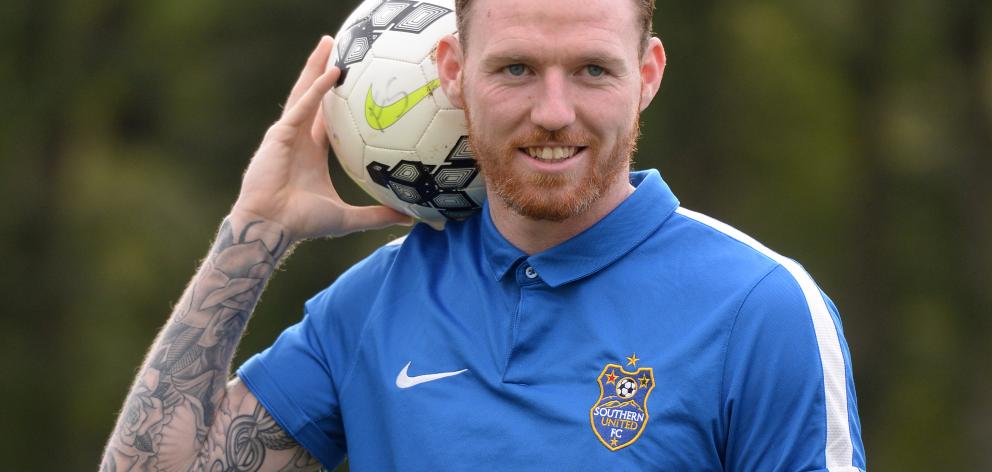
[101,36,410,471]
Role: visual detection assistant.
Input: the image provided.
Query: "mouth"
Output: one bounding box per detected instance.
[520,145,586,162]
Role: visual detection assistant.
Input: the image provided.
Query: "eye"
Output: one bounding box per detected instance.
[505,64,527,76]
[586,65,606,77]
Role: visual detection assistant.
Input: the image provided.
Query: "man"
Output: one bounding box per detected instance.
[102,0,866,470]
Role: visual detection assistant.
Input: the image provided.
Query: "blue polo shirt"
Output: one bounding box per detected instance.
[237,170,866,471]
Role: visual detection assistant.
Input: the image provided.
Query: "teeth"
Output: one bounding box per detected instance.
[525,146,579,161]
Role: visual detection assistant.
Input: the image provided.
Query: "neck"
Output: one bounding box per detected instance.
[488,176,636,255]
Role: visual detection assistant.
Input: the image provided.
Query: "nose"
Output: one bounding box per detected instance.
[530,70,575,131]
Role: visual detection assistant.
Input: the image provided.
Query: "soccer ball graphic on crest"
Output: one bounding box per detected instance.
[616,377,638,399]
[322,0,485,228]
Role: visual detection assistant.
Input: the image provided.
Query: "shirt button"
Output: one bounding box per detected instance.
[524,266,539,279]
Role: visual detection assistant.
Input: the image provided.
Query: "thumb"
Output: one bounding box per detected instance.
[342,205,415,233]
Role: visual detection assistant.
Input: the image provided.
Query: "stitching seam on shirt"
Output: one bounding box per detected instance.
[677,207,854,467]
[718,263,783,433]
[337,244,404,396]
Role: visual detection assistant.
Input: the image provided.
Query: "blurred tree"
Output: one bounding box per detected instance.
[0,0,988,470]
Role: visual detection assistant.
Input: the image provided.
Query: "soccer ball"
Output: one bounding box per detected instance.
[322,0,485,228]
[616,377,638,399]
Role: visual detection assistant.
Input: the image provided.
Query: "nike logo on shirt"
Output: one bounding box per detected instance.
[395,361,468,389]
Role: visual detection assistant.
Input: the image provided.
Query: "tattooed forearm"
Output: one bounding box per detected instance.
[101,216,302,471]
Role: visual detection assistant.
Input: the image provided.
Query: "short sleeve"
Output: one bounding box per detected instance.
[721,264,866,471]
[237,299,347,469]
[236,242,403,468]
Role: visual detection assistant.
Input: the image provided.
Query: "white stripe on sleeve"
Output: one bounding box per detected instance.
[675,207,854,471]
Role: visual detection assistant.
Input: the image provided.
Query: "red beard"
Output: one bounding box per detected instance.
[466,110,640,222]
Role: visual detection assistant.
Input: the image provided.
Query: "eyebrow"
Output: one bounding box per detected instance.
[576,54,627,70]
[481,53,533,68]
[481,51,628,70]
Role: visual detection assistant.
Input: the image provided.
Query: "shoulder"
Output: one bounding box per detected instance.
[307,233,405,307]
[305,218,476,316]
[665,207,783,271]
[635,206,801,305]
[690,208,862,471]
[669,206,835,320]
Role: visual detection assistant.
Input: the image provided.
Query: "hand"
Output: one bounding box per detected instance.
[231,36,412,242]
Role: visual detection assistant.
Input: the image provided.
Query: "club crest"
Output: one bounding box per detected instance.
[589,358,655,451]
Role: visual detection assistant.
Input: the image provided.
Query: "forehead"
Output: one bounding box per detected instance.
[464,0,641,60]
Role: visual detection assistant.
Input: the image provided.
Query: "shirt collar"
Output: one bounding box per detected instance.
[481,169,679,287]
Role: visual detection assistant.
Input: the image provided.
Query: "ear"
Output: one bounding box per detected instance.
[436,34,465,109]
[638,37,666,112]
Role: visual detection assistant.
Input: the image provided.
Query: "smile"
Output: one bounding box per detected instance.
[522,146,585,162]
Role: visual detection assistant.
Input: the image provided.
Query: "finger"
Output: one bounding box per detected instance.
[284,35,334,113]
[343,205,415,232]
[311,102,329,146]
[281,67,340,128]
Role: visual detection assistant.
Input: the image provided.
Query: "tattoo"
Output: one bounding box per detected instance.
[254,405,298,451]
[102,218,307,471]
[223,403,295,470]
[195,386,320,472]
[276,449,322,472]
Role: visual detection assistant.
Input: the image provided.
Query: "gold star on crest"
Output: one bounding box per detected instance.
[626,353,640,367]
[639,373,651,387]
[610,438,619,446]
[605,370,618,384]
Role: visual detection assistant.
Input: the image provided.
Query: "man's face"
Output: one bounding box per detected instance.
[456,0,650,221]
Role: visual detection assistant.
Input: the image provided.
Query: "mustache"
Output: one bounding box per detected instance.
[504,127,598,149]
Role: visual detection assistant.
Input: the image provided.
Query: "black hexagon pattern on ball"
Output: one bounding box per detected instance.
[333,1,453,85]
[366,136,481,220]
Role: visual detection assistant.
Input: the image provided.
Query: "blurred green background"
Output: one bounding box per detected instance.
[1,0,989,469]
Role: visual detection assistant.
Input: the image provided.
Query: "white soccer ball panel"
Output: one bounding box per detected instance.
[323,92,367,183]
[328,45,372,99]
[329,2,382,98]
[415,109,467,164]
[414,112,485,211]
[406,205,447,225]
[419,53,439,81]
[368,2,457,65]
[347,57,439,149]
[339,0,381,30]
[363,145,420,168]
[419,55,459,110]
